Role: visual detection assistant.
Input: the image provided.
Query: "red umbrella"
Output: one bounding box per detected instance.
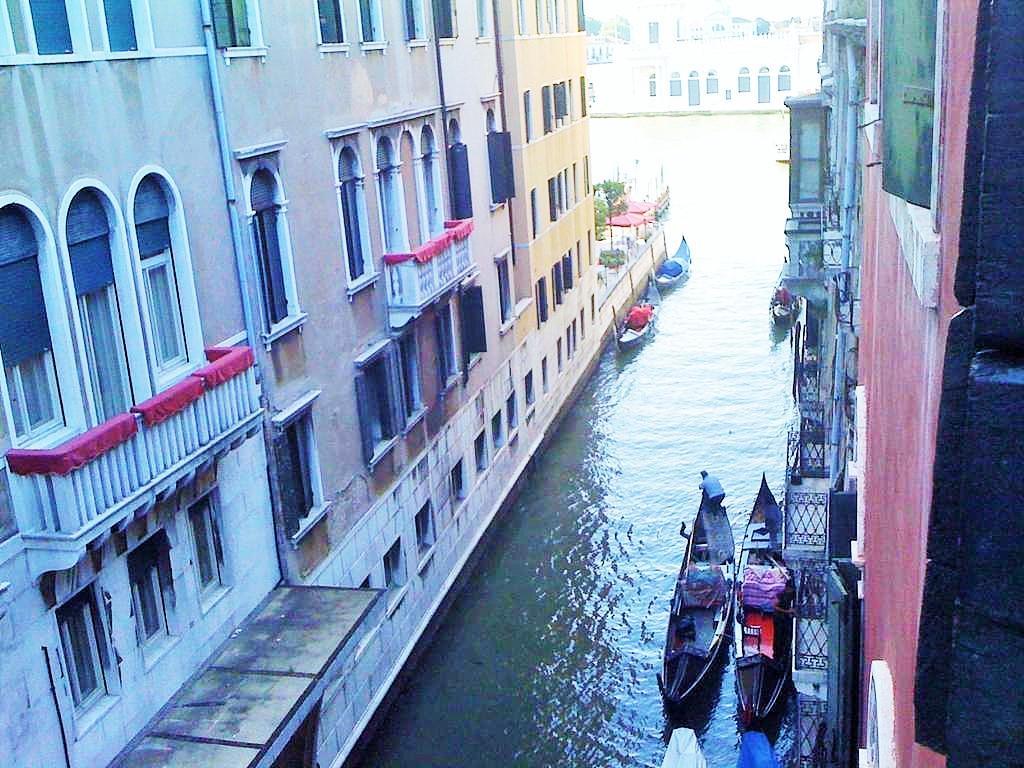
[608,212,646,227]
[627,200,655,214]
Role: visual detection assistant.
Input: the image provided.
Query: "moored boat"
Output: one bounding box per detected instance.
[734,475,793,725]
[656,237,692,289]
[770,284,796,323]
[618,302,656,348]
[659,491,735,708]
[661,728,708,768]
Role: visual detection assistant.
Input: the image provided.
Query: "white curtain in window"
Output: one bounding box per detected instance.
[142,255,186,367]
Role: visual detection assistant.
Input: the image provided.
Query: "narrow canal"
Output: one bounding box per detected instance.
[356,113,795,767]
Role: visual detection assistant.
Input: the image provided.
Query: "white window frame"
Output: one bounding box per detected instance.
[56,588,109,713]
[241,161,305,344]
[188,493,225,602]
[374,133,409,253]
[414,500,435,553]
[417,124,445,239]
[496,252,513,325]
[383,537,405,588]
[398,330,424,425]
[436,301,460,386]
[272,392,328,542]
[0,194,85,449]
[333,140,377,292]
[130,559,169,646]
[314,0,348,49]
[125,168,205,392]
[403,0,426,41]
[220,0,266,54]
[358,0,385,45]
[475,0,490,38]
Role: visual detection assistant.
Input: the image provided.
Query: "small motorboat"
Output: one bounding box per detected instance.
[734,475,793,725]
[770,284,796,323]
[655,237,692,289]
[659,492,735,707]
[737,731,781,768]
[661,728,708,768]
[618,282,661,350]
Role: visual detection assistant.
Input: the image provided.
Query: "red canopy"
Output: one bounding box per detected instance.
[627,200,655,214]
[608,212,646,227]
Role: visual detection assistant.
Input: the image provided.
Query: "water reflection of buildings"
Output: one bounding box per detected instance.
[586,0,822,116]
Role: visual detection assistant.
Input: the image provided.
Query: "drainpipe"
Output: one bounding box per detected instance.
[429,2,454,210]
[828,39,859,485]
[199,0,290,584]
[489,0,518,265]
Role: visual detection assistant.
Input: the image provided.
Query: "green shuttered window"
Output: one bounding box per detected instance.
[212,0,251,48]
[882,0,937,208]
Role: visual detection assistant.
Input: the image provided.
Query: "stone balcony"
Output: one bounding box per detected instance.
[383,219,474,329]
[5,347,261,580]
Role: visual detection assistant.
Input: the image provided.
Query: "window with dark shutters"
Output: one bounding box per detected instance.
[562,253,573,291]
[542,86,553,133]
[576,0,584,32]
[104,0,137,51]
[134,177,172,257]
[882,0,937,207]
[250,170,289,327]
[0,207,52,369]
[536,277,548,325]
[318,0,345,43]
[487,132,516,204]
[552,264,563,305]
[448,142,474,220]
[432,0,455,38]
[554,82,568,118]
[66,191,115,299]
[580,76,588,117]
[29,0,73,54]
[548,177,558,221]
[274,418,313,537]
[459,285,487,355]
[212,0,251,48]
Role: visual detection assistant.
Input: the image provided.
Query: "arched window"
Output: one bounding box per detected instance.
[757,66,771,103]
[738,66,751,93]
[420,126,444,237]
[399,131,421,248]
[669,72,682,97]
[687,71,700,106]
[648,73,657,97]
[448,118,462,145]
[778,65,792,92]
[707,70,719,94]
[337,146,372,283]
[376,136,407,253]
[447,118,473,219]
[66,189,131,421]
[250,169,293,328]
[0,205,65,440]
[486,108,497,134]
[134,176,189,379]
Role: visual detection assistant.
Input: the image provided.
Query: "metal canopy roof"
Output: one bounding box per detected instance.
[112,586,382,768]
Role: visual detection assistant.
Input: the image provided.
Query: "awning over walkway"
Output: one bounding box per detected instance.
[113,586,382,768]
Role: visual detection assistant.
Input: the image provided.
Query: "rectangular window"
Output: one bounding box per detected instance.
[523,91,534,141]
[435,303,459,384]
[30,0,73,54]
[383,538,405,588]
[648,21,659,43]
[536,276,549,325]
[318,0,345,43]
[580,76,588,117]
[491,410,504,449]
[450,458,465,500]
[359,0,384,41]
[275,411,321,536]
[497,256,513,324]
[398,333,422,420]
[475,428,488,471]
[548,177,558,221]
[212,0,252,48]
[562,253,573,291]
[476,0,489,36]
[590,293,595,322]
[554,81,568,123]
[404,0,425,39]
[57,589,108,711]
[137,226,187,374]
[525,370,535,405]
[104,0,137,51]
[572,163,579,205]
[557,338,563,372]
[252,205,290,328]
[4,349,63,442]
[189,496,223,596]
[587,231,593,265]
[571,319,577,355]
[576,241,582,277]
[415,501,436,553]
[542,85,553,134]
[128,534,172,647]
[552,263,564,305]
[530,188,539,238]
[541,356,549,392]
[517,0,526,34]
[356,353,399,464]
[434,0,455,37]
[565,326,572,358]
[507,391,517,432]
[580,308,585,339]
[583,156,590,194]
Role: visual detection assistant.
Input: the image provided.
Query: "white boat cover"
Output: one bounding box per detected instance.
[661,728,708,768]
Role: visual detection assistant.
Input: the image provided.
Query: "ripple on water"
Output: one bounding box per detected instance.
[356,113,797,768]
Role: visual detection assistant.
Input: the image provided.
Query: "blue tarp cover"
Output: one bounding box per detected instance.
[737,732,780,768]
[658,259,685,277]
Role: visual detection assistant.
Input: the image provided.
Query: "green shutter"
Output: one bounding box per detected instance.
[882,0,937,207]
[211,0,233,47]
[231,0,251,47]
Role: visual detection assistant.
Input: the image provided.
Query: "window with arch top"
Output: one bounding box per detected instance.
[757,66,771,103]
[669,72,682,97]
[706,70,719,95]
[420,126,444,237]
[648,73,657,97]
[250,169,294,329]
[376,136,407,253]
[738,66,751,93]
[778,65,792,92]
[687,71,700,106]
[337,146,373,284]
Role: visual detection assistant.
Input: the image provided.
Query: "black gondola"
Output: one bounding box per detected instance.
[733,475,793,725]
[659,492,735,708]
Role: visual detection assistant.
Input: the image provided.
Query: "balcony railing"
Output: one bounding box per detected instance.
[5,347,261,578]
[384,219,474,329]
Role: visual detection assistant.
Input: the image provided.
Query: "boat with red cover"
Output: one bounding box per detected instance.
[733,475,794,725]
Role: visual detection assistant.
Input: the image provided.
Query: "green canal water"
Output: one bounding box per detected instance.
[356,113,796,767]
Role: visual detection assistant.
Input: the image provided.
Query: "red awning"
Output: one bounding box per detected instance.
[383,218,475,265]
[608,212,646,227]
[627,200,655,214]
[132,377,205,427]
[194,346,256,389]
[6,413,138,476]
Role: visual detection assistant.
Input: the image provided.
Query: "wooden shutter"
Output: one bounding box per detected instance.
[385,345,406,431]
[273,425,305,536]
[103,0,137,51]
[29,0,73,54]
[882,0,937,207]
[250,170,277,211]
[536,277,548,324]
[354,372,376,464]
[448,142,474,220]
[256,211,289,325]
[542,86,553,133]
[231,0,251,47]
[0,207,51,366]
[548,178,557,221]
[460,285,487,354]
[211,0,234,47]
[562,254,573,291]
[554,82,568,118]
[487,131,516,204]
[432,0,454,38]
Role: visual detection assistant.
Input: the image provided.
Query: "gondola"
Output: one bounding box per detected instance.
[734,475,793,725]
[619,282,662,350]
[655,237,691,289]
[659,492,735,708]
[661,728,708,768]
[770,300,796,323]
